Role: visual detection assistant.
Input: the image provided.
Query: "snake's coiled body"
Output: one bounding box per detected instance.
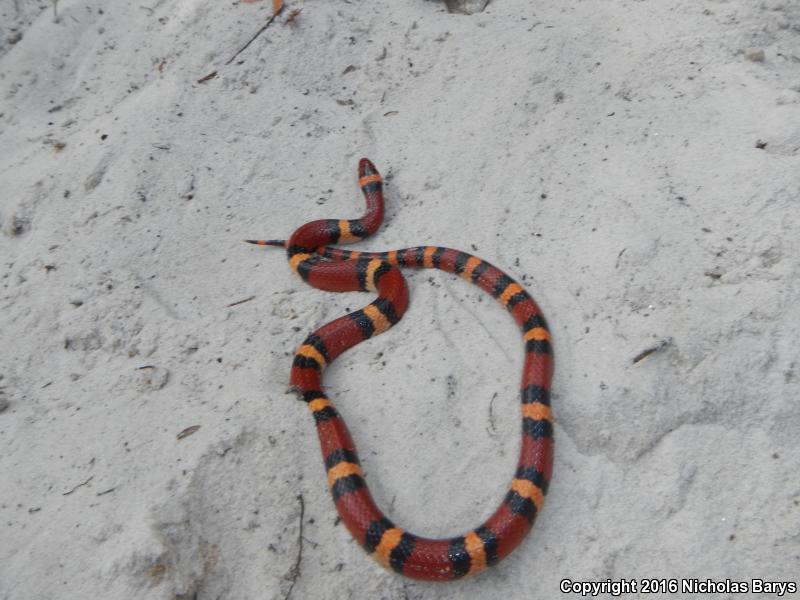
[256,159,553,581]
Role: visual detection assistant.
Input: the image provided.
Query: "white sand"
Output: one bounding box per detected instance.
[2,0,799,598]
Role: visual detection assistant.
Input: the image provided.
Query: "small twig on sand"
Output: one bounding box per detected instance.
[227,295,255,308]
[226,3,285,65]
[177,425,201,440]
[632,338,672,365]
[52,0,59,23]
[487,392,498,436]
[615,247,626,269]
[284,8,301,24]
[197,70,218,84]
[62,475,94,496]
[283,494,305,600]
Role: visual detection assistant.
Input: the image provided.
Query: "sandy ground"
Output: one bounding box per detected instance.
[2,0,800,598]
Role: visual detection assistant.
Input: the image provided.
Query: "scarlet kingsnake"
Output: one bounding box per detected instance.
[247,159,554,581]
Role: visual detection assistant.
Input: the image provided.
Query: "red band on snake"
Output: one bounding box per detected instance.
[248,159,553,581]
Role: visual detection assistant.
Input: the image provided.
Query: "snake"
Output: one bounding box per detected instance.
[247,159,553,582]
